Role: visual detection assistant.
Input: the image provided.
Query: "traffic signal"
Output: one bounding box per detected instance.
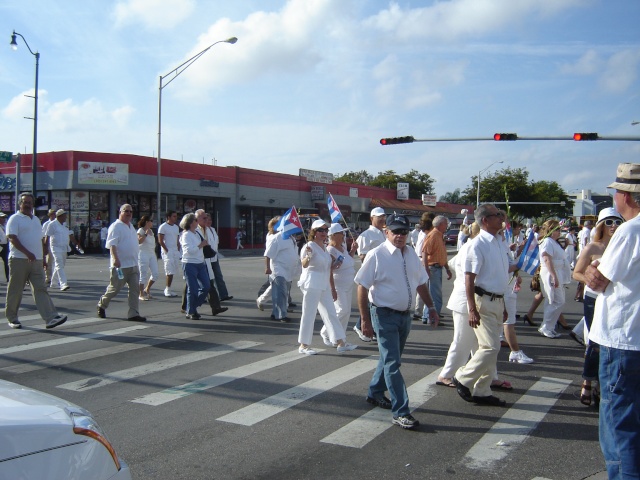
[380,136,414,145]
[493,133,518,141]
[573,132,598,141]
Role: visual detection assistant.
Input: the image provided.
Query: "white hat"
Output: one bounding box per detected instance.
[596,207,624,226]
[328,223,349,235]
[311,219,329,230]
[370,207,386,217]
[55,209,67,217]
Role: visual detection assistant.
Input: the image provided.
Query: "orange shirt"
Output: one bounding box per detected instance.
[423,228,447,266]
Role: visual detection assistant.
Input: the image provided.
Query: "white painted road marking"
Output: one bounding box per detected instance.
[0,316,105,337]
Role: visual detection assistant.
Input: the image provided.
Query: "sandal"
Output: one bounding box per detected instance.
[145,291,154,299]
[436,378,456,388]
[490,380,513,390]
[580,381,592,406]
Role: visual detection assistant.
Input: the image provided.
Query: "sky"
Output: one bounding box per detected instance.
[1,0,639,201]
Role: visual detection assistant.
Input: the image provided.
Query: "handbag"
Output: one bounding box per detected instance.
[196,231,217,258]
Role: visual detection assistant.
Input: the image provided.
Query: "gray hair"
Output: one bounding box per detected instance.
[474,204,496,224]
[632,191,640,207]
[433,215,448,227]
[179,213,196,230]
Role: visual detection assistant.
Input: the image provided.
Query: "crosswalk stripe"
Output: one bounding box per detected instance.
[0,317,105,337]
[131,348,321,406]
[57,340,262,392]
[462,376,572,470]
[218,357,379,426]
[320,369,440,448]
[0,325,148,355]
[1,332,201,374]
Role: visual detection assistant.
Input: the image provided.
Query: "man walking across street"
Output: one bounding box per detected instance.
[0,212,9,281]
[44,209,80,291]
[158,210,180,297]
[41,208,57,284]
[454,204,510,407]
[264,226,298,322]
[96,204,146,322]
[5,193,67,330]
[353,206,386,341]
[585,163,640,479]
[355,214,439,429]
[206,213,233,301]
[422,215,452,322]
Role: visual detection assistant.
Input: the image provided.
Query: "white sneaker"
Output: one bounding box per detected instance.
[164,288,177,298]
[509,350,534,364]
[298,346,317,355]
[256,299,264,311]
[320,332,333,346]
[46,315,68,329]
[337,342,358,353]
[538,327,561,338]
[353,325,372,342]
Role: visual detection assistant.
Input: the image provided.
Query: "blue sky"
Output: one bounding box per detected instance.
[1,0,639,200]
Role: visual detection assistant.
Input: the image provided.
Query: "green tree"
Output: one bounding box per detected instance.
[336,169,435,198]
[334,170,373,185]
[439,188,464,204]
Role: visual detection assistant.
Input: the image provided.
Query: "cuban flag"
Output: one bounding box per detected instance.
[504,218,513,245]
[275,206,303,239]
[327,194,342,222]
[516,230,540,275]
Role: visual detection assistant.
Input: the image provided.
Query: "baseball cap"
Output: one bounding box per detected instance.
[328,223,349,235]
[311,219,329,230]
[370,207,386,217]
[0,212,6,218]
[385,214,410,231]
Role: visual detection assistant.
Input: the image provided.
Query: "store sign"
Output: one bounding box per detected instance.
[200,179,220,188]
[397,183,409,200]
[310,185,325,200]
[422,194,437,206]
[78,162,128,185]
[349,187,358,198]
[299,168,333,184]
[71,191,90,210]
[0,173,16,191]
[0,151,13,163]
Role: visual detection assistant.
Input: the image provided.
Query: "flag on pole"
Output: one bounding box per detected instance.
[275,206,303,239]
[327,194,342,223]
[504,218,513,245]
[516,230,540,275]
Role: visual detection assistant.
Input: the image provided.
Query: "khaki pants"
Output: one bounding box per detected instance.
[5,257,59,324]
[455,294,504,397]
[98,266,140,319]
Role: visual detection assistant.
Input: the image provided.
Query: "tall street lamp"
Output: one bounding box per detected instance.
[476,160,504,206]
[156,36,237,222]
[10,30,40,196]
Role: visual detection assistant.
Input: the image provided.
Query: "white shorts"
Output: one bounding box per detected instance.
[162,251,181,276]
[504,292,517,325]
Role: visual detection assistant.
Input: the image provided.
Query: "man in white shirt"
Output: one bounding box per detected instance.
[44,209,78,291]
[264,228,298,322]
[0,212,8,281]
[41,208,56,284]
[5,194,67,330]
[353,207,386,341]
[355,214,438,430]
[454,204,510,407]
[158,210,180,297]
[585,163,640,479]
[409,223,421,248]
[96,204,145,322]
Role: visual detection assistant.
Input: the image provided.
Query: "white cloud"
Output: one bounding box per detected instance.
[599,49,640,93]
[113,0,195,29]
[560,50,602,75]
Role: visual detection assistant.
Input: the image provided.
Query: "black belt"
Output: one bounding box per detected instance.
[474,286,504,301]
[372,304,410,315]
[429,263,443,268]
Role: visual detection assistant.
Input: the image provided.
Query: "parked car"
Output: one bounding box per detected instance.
[0,379,131,480]
[444,229,459,246]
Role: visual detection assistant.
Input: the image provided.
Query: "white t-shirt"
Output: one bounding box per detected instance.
[356,225,385,257]
[106,220,139,268]
[137,227,156,254]
[265,232,298,282]
[298,242,332,291]
[7,212,44,260]
[589,213,640,351]
[158,222,180,256]
[327,244,355,289]
[45,220,71,250]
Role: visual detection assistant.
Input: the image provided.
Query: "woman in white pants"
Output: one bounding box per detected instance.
[298,219,357,355]
[538,220,570,338]
[137,216,158,301]
[320,223,358,344]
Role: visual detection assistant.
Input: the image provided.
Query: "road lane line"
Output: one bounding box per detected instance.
[58,340,262,392]
[131,348,321,406]
[0,325,148,355]
[218,357,378,426]
[1,332,201,374]
[320,369,440,448]
[462,376,572,470]
[0,317,105,337]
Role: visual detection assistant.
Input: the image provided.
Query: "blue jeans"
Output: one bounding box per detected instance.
[599,346,640,479]
[211,260,230,299]
[367,305,412,417]
[582,295,599,381]
[427,266,443,316]
[182,262,210,314]
[271,276,290,320]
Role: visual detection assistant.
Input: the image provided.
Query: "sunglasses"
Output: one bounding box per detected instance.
[485,212,504,218]
[315,228,328,233]
[604,219,622,226]
[391,229,409,235]
[122,210,132,213]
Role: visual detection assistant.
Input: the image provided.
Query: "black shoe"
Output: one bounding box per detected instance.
[453,377,473,402]
[127,315,147,322]
[288,302,297,308]
[366,395,392,409]
[97,306,106,318]
[472,395,506,407]
[280,317,291,323]
[186,313,201,320]
[211,307,228,316]
[220,296,234,301]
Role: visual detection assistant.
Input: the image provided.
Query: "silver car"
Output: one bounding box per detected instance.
[0,379,131,479]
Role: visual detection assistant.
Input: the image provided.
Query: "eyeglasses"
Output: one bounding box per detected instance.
[485,212,504,219]
[315,228,328,233]
[604,219,622,226]
[122,210,132,213]
[391,229,409,235]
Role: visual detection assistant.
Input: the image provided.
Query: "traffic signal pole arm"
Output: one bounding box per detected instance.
[379,133,640,144]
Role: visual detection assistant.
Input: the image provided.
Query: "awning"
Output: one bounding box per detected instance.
[369,198,470,216]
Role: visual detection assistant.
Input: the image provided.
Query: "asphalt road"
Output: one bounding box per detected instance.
[0,251,606,480]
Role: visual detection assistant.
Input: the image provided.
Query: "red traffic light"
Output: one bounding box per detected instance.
[493,133,518,141]
[573,132,598,141]
[380,136,414,145]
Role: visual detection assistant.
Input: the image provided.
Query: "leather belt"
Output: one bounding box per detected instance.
[474,286,504,301]
[429,263,443,268]
[372,304,410,315]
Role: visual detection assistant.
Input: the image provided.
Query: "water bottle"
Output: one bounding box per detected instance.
[116,268,124,280]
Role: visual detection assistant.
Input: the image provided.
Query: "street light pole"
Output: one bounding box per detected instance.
[10,30,39,196]
[476,160,504,206]
[156,36,237,222]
